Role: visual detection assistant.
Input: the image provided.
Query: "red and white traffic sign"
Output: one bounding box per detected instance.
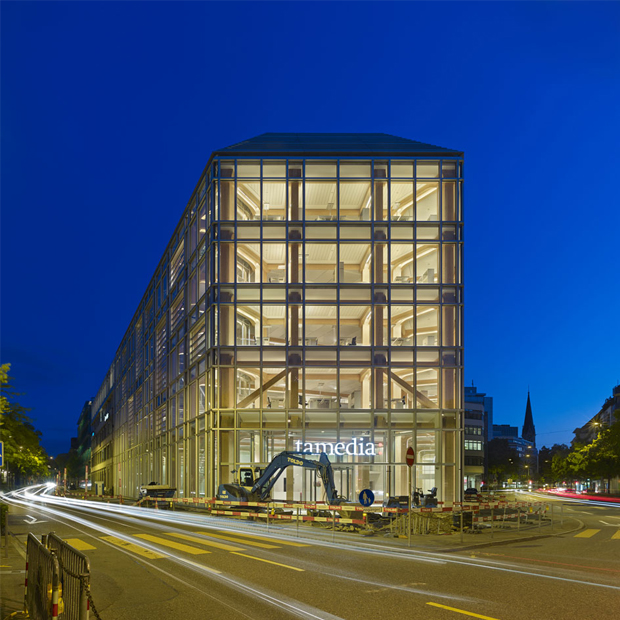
[406,446,415,467]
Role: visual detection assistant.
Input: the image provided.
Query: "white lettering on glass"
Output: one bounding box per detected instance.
[294,439,376,457]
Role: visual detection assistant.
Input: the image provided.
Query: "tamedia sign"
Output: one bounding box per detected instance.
[294,438,377,456]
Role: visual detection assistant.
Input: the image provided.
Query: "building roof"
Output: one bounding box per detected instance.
[214,133,462,157]
[522,391,536,446]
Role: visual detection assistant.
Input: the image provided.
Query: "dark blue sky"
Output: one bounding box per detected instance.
[2,2,619,456]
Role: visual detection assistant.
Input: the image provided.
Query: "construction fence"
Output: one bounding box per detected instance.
[23,532,97,620]
[136,495,558,539]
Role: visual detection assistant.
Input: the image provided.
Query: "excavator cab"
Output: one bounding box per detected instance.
[237,467,263,488]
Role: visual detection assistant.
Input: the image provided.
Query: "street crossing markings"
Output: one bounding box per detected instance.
[63,538,96,551]
[100,536,165,559]
[134,534,210,555]
[196,532,279,549]
[215,530,311,547]
[574,529,601,538]
[426,602,500,620]
[611,530,620,540]
[230,552,305,572]
[167,532,245,551]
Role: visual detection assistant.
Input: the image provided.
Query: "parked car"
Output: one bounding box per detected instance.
[464,487,481,502]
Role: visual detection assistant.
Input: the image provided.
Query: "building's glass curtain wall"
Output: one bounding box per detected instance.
[90,138,463,505]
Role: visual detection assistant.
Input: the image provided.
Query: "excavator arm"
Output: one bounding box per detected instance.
[251,451,341,504]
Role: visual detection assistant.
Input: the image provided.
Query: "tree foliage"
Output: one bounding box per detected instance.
[0,363,50,482]
[556,411,620,490]
[538,444,570,483]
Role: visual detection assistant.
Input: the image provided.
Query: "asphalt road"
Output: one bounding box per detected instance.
[2,487,619,620]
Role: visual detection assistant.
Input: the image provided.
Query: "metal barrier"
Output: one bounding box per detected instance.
[25,533,61,620]
[46,532,92,620]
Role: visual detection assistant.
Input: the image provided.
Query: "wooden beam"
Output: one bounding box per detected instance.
[237,369,288,408]
[389,371,436,409]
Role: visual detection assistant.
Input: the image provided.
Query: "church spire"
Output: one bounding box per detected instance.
[522,391,536,445]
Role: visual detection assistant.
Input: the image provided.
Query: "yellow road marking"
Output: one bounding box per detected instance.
[134,534,210,555]
[197,532,278,549]
[575,529,600,538]
[230,552,304,571]
[216,530,310,547]
[426,602,500,620]
[63,538,96,551]
[100,536,165,559]
[611,530,620,540]
[167,532,245,551]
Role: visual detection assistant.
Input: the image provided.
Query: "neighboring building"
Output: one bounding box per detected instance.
[91,133,464,503]
[492,424,518,440]
[493,422,537,478]
[572,384,620,493]
[76,399,92,475]
[463,384,493,489]
[573,384,620,446]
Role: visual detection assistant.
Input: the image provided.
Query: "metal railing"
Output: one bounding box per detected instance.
[46,532,92,620]
[25,533,61,620]
[23,532,98,620]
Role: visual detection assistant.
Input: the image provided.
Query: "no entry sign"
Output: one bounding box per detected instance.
[406,446,415,467]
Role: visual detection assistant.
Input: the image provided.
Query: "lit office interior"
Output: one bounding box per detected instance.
[208,157,462,503]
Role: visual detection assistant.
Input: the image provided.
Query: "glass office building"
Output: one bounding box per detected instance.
[90,133,464,504]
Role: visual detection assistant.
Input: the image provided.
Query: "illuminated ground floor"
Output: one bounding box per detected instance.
[98,411,461,504]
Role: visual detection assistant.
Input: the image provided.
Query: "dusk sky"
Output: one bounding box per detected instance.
[2,2,619,456]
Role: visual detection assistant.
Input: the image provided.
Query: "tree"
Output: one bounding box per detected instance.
[487,438,520,484]
[0,364,50,486]
[539,444,570,484]
[561,413,620,492]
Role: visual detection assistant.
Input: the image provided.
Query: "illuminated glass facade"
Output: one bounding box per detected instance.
[91,133,464,504]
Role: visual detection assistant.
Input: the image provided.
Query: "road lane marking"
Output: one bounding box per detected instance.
[612,530,620,540]
[167,532,245,551]
[574,529,600,538]
[426,602,500,619]
[100,536,165,559]
[230,551,304,571]
[216,530,311,547]
[197,532,279,549]
[134,534,210,555]
[63,538,96,551]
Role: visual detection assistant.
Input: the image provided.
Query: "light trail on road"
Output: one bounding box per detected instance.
[3,485,346,620]
[6,484,620,596]
[528,491,620,510]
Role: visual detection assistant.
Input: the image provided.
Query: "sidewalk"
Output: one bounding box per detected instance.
[204,506,584,554]
[375,515,583,553]
[0,506,28,619]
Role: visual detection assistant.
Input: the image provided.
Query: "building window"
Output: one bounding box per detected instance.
[465,440,482,451]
